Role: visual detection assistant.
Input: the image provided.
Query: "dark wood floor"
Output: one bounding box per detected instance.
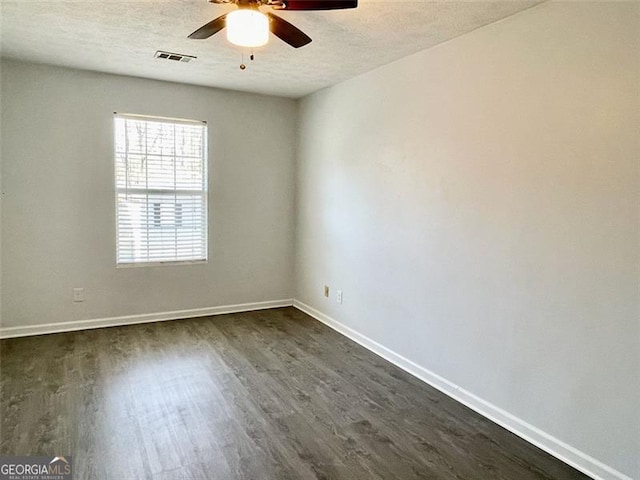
[1,307,588,479]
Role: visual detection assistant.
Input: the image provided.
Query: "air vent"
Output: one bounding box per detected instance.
[154,51,197,63]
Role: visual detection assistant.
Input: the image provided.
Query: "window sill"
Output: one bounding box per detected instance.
[116,259,208,268]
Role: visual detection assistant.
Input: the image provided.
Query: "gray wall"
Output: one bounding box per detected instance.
[295,2,639,478]
[1,60,296,327]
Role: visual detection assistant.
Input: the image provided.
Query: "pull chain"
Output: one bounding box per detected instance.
[240,49,256,70]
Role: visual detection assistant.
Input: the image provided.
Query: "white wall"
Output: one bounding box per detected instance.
[295,2,639,479]
[1,60,296,328]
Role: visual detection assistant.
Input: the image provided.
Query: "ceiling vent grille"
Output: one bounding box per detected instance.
[154,51,197,63]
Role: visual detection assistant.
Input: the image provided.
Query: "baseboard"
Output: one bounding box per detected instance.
[293,300,632,480]
[0,299,294,339]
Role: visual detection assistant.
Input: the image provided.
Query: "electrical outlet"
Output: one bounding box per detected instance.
[73,288,84,302]
[323,285,330,298]
[336,290,343,304]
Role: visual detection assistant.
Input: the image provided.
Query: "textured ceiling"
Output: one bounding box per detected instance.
[0,0,543,98]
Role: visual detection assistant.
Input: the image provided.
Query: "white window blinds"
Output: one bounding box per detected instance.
[114,114,208,265]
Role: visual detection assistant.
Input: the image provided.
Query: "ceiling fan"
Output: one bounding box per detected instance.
[188,0,358,49]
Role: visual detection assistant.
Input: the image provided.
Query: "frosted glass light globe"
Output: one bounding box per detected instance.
[226,10,269,48]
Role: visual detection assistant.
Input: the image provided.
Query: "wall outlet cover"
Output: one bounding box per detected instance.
[73,288,85,302]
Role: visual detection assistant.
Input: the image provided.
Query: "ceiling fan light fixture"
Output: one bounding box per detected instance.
[226,9,269,48]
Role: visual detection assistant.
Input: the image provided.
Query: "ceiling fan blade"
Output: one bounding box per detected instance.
[188,14,228,39]
[267,13,312,48]
[277,0,357,10]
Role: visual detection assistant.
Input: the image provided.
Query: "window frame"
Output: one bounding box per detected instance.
[113,113,209,268]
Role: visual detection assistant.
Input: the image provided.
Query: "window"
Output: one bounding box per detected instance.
[114,114,208,266]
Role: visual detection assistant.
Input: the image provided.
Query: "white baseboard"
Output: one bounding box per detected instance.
[0,299,294,339]
[293,300,632,480]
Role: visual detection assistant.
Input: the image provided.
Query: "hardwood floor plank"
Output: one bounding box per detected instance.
[1,307,590,479]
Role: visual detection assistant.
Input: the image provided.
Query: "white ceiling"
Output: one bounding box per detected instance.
[0,0,543,98]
